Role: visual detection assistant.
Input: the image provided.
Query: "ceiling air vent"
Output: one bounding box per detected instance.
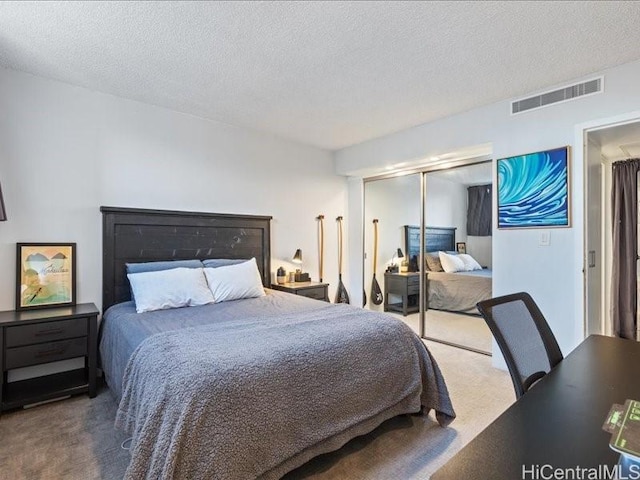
[511,77,603,115]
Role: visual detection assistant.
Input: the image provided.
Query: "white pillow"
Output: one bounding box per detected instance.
[127,267,215,313]
[203,257,266,303]
[438,251,465,273]
[458,253,483,271]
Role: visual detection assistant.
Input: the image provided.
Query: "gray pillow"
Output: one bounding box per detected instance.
[202,258,248,268]
[425,253,443,272]
[126,259,204,274]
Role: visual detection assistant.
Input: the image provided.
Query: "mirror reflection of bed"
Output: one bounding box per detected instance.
[363,161,493,355]
[403,225,492,354]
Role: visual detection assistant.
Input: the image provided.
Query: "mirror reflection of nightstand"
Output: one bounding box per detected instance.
[383,272,421,316]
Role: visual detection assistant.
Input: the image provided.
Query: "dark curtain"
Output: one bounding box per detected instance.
[611,158,640,339]
[467,184,492,236]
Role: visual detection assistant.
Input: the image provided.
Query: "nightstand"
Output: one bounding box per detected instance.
[0,303,99,411]
[384,272,421,316]
[270,281,329,302]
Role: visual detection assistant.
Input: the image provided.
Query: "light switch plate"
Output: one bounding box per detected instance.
[539,231,550,246]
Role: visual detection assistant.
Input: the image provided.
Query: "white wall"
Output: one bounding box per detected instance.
[425,174,466,241]
[467,237,492,268]
[337,58,640,359]
[0,68,348,316]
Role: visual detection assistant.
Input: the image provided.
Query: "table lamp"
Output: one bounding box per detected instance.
[388,248,404,273]
[292,249,309,282]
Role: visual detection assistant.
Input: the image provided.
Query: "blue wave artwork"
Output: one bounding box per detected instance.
[498,147,569,228]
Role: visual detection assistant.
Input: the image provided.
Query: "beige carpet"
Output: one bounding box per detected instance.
[0,385,130,479]
[0,342,512,480]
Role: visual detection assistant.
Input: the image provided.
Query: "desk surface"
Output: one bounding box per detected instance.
[432,335,640,479]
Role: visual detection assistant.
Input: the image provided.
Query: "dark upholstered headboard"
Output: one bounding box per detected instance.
[101,206,272,311]
[404,225,456,261]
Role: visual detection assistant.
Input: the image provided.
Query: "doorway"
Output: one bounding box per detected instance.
[585,120,640,338]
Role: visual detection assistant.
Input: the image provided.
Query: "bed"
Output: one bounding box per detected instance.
[99,207,455,480]
[404,225,492,315]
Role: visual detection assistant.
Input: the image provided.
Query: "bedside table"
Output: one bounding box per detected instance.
[384,272,421,316]
[0,303,99,411]
[271,281,329,302]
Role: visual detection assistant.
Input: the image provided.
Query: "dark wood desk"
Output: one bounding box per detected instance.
[432,335,640,479]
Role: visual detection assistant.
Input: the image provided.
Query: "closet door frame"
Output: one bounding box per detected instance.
[364,157,492,348]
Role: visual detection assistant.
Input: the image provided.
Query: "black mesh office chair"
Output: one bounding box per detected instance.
[477,292,563,399]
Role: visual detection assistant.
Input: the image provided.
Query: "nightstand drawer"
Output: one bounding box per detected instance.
[6,318,88,348]
[300,287,327,300]
[5,338,88,369]
[407,276,419,287]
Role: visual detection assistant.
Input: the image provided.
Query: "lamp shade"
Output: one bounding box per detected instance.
[396,248,404,259]
[292,249,302,264]
[0,182,6,221]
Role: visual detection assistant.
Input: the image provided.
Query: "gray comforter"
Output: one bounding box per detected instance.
[103,291,455,480]
[427,268,492,314]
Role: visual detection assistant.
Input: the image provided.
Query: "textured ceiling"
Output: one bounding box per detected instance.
[2,1,640,150]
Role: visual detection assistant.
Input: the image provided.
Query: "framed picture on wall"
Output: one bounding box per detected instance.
[497,146,570,229]
[456,242,466,254]
[16,243,76,310]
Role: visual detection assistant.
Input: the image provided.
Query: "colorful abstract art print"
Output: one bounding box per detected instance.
[16,243,76,310]
[497,147,570,229]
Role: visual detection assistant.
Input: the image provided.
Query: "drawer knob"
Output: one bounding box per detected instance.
[34,328,64,336]
[35,348,65,358]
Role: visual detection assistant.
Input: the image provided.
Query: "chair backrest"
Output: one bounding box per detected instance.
[477,292,563,399]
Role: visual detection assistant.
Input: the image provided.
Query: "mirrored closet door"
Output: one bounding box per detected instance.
[422,163,493,354]
[363,174,423,336]
[363,161,493,355]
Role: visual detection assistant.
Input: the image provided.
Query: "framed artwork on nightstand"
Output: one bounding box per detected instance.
[16,243,76,310]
